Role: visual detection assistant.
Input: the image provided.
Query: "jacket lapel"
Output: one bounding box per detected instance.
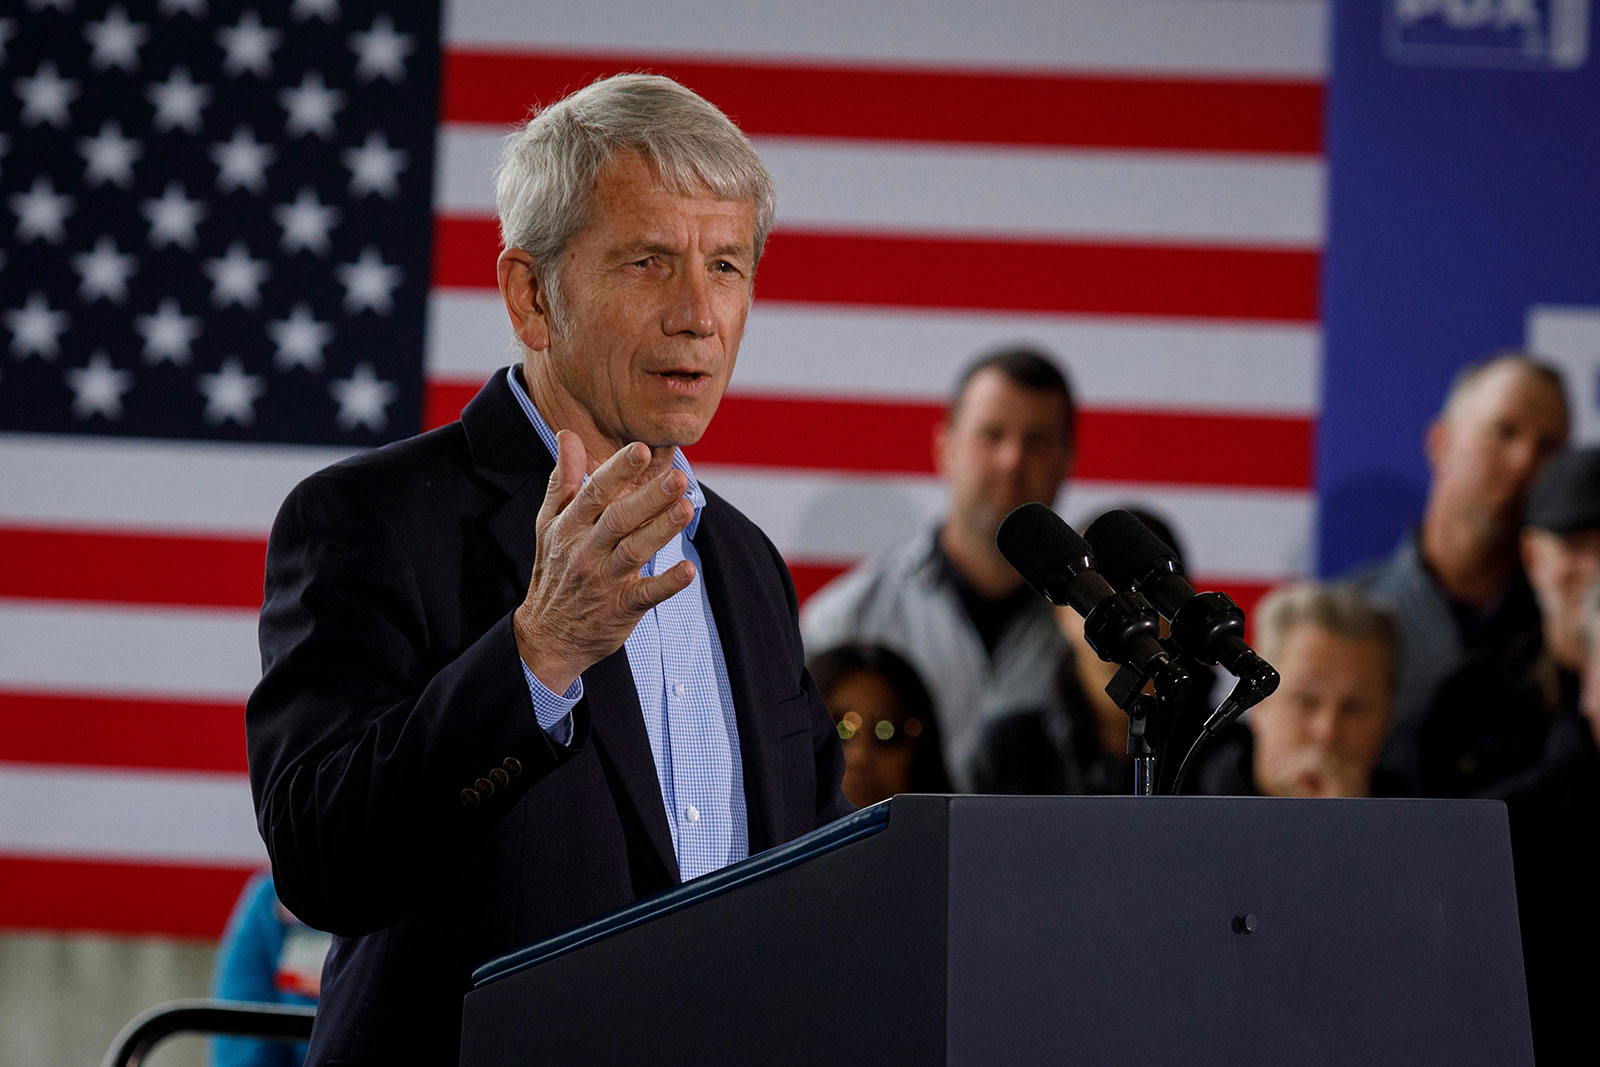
[463,370,680,884]
[694,509,786,856]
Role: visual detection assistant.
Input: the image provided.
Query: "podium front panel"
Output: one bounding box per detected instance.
[945,796,1531,1066]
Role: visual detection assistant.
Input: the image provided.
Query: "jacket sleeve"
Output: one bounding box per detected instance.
[246,468,586,936]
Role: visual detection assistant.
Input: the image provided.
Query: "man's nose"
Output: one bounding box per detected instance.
[1303,706,1338,748]
[665,268,716,337]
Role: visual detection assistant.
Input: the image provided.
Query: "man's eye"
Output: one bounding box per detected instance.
[630,256,657,268]
[713,259,741,274]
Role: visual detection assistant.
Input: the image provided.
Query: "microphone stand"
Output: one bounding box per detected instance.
[1103,659,1196,796]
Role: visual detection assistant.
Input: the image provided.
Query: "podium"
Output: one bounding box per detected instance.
[462,795,1532,1065]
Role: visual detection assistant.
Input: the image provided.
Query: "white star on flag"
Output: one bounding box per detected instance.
[142,183,207,250]
[5,292,70,360]
[65,352,134,419]
[269,303,332,371]
[279,71,344,139]
[336,246,402,314]
[273,187,340,255]
[349,15,413,82]
[73,236,138,303]
[217,10,281,78]
[197,356,265,425]
[330,362,397,431]
[343,131,406,198]
[291,0,338,22]
[79,121,142,188]
[11,176,75,244]
[84,6,149,74]
[17,62,81,128]
[147,67,211,134]
[135,298,201,365]
[204,242,269,308]
[211,126,275,194]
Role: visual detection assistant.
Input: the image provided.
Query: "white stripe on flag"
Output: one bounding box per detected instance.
[0,600,260,699]
[437,130,1326,246]
[696,466,1314,578]
[0,765,265,865]
[0,437,350,534]
[427,294,1322,414]
[444,0,1330,76]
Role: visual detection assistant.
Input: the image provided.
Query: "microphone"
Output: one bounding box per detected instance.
[1082,509,1279,728]
[996,503,1191,699]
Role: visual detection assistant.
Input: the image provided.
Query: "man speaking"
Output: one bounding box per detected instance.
[246,74,850,1064]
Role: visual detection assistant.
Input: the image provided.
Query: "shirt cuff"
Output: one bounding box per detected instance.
[522,659,580,747]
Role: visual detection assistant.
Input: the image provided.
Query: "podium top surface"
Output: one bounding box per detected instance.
[471,800,891,987]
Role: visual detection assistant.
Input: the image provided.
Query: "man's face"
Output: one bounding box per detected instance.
[1249,623,1393,798]
[936,369,1074,542]
[517,152,757,455]
[1522,527,1600,670]
[1427,366,1568,531]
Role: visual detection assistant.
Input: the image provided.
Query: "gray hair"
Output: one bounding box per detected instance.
[1253,581,1399,686]
[494,73,777,334]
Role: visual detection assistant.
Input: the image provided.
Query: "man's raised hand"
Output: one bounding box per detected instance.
[513,431,696,694]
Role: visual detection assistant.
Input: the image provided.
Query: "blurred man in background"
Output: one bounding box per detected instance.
[1357,353,1568,794]
[802,347,1076,790]
[1195,582,1399,799]
[1417,445,1600,795]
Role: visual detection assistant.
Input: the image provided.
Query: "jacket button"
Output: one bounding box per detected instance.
[459,788,480,809]
[502,757,522,777]
[474,777,495,798]
[489,768,509,788]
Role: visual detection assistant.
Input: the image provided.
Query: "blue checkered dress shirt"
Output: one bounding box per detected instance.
[507,367,749,880]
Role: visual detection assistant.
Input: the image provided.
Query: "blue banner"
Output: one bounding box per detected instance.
[1320,0,1600,574]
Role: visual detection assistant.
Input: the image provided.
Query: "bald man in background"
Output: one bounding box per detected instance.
[1357,353,1569,795]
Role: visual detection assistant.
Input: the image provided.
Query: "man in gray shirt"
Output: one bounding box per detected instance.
[1357,352,1568,793]
[802,347,1076,790]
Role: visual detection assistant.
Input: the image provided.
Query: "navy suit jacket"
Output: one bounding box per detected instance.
[246,369,850,1064]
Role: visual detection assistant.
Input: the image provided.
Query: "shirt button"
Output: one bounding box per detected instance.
[672,682,686,698]
[685,804,699,822]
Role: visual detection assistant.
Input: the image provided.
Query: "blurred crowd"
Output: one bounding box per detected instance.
[214,346,1595,1063]
[800,347,1600,1063]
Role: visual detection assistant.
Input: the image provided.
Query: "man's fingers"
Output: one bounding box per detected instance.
[622,561,696,613]
[595,465,689,546]
[538,430,588,525]
[563,442,651,524]
[607,497,694,578]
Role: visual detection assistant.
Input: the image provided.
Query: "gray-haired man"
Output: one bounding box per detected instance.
[247,74,849,1063]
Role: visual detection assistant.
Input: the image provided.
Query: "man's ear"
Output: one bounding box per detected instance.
[497,248,553,353]
[932,419,951,476]
[1424,416,1448,474]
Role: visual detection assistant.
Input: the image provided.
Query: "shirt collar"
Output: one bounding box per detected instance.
[505,366,706,538]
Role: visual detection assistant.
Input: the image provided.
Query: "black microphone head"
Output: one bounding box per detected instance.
[1083,508,1185,590]
[997,503,1105,610]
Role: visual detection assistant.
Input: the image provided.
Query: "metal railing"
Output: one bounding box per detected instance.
[100,998,316,1067]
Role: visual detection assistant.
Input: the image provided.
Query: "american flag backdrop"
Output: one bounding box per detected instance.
[0,0,1326,937]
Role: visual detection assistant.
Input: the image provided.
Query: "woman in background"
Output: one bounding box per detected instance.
[809,643,951,807]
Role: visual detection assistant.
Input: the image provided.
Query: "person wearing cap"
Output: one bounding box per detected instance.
[1356,352,1569,795]
[1410,443,1600,797]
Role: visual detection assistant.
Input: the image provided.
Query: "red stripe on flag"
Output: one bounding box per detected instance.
[0,855,254,938]
[787,561,853,606]
[0,690,247,773]
[432,217,1320,323]
[0,525,264,608]
[425,386,1313,490]
[441,50,1323,155]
